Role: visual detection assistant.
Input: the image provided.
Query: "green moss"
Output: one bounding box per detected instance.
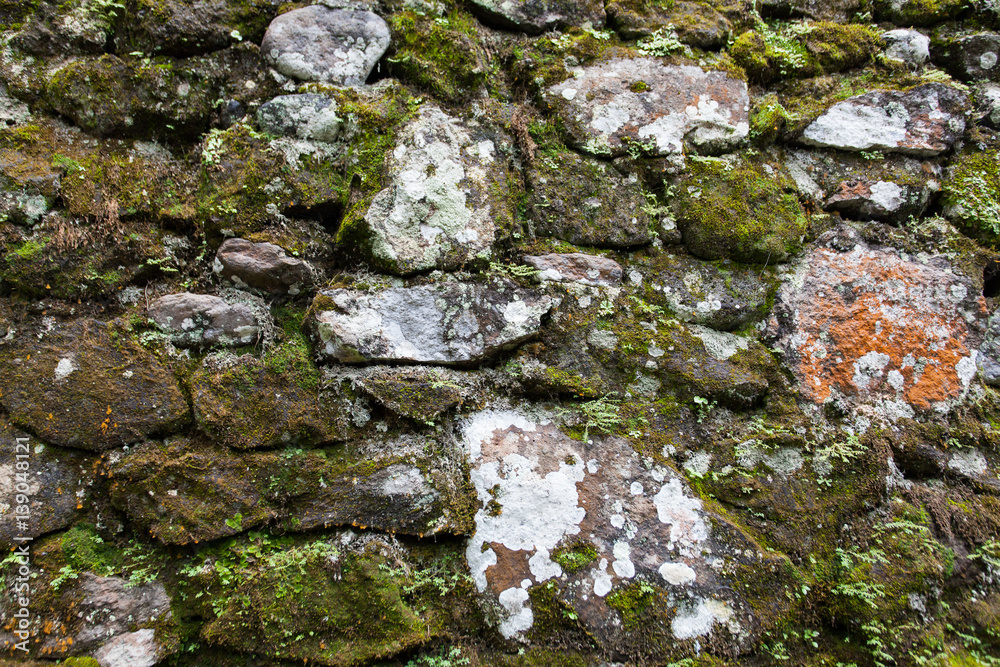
[551,540,599,573]
[7,237,46,260]
[387,9,488,103]
[942,150,1000,247]
[731,21,882,84]
[673,154,807,264]
[872,0,971,25]
[0,0,40,31]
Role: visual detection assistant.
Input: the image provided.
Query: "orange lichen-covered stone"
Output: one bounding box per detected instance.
[768,234,987,412]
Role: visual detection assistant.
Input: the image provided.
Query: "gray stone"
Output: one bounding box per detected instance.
[257,94,343,142]
[0,421,95,548]
[362,106,512,274]
[523,253,623,286]
[73,575,171,651]
[977,82,1000,127]
[261,6,391,85]
[214,238,313,294]
[785,149,940,224]
[798,83,968,156]
[978,309,1000,385]
[310,278,555,365]
[932,32,1000,82]
[468,0,605,34]
[647,254,773,331]
[148,293,260,348]
[93,629,161,667]
[757,0,861,20]
[882,29,930,67]
[460,411,793,649]
[545,59,750,158]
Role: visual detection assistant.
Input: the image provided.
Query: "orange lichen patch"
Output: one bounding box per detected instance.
[775,246,987,411]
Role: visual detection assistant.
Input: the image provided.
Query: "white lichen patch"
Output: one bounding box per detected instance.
[54,356,77,382]
[672,598,735,640]
[948,448,988,477]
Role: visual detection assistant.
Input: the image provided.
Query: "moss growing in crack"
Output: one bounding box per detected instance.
[551,540,599,573]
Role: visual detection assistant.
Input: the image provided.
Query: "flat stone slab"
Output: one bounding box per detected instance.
[256,94,343,143]
[545,59,750,157]
[149,293,259,348]
[363,106,512,274]
[0,319,190,451]
[261,6,390,86]
[214,238,313,294]
[468,0,605,34]
[523,253,623,286]
[798,83,968,156]
[460,410,792,650]
[766,228,987,414]
[310,279,555,365]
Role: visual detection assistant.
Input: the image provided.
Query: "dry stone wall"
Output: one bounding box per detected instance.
[1,0,1000,666]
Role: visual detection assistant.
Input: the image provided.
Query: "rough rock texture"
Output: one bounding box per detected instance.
[92,628,161,667]
[606,0,731,47]
[785,149,941,223]
[355,366,468,422]
[931,32,1000,82]
[767,228,987,414]
[0,421,95,548]
[310,279,555,365]
[523,253,623,286]
[978,309,1000,385]
[545,59,750,157]
[883,29,931,67]
[148,293,260,348]
[645,253,775,330]
[526,149,655,247]
[461,412,793,652]
[361,106,513,274]
[260,6,391,85]
[468,0,605,34]
[0,319,190,451]
[978,81,1000,126]
[256,94,343,142]
[798,83,968,155]
[109,436,469,543]
[214,238,313,294]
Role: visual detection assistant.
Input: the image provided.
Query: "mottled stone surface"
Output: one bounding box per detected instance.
[362,106,513,274]
[0,319,190,451]
[798,84,968,156]
[461,411,792,651]
[256,94,343,142]
[523,253,623,286]
[767,228,986,413]
[214,238,313,294]
[310,279,555,365]
[546,60,750,157]
[932,32,1000,82]
[149,293,260,348]
[606,0,731,47]
[93,628,161,667]
[883,29,930,67]
[261,6,390,85]
[468,0,605,34]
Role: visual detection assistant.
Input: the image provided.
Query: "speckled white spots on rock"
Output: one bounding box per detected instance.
[363,106,512,274]
[546,59,749,158]
[799,84,968,156]
[672,598,736,640]
[261,6,390,86]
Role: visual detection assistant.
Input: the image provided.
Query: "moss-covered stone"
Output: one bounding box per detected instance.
[606,0,732,48]
[731,21,883,84]
[0,319,191,451]
[873,0,972,26]
[942,149,1000,248]
[673,155,807,264]
[386,9,489,103]
[527,148,654,248]
[202,540,430,665]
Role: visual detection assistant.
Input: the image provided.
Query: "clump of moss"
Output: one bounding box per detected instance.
[551,540,599,573]
[509,28,633,94]
[673,155,807,264]
[872,0,972,26]
[387,9,489,103]
[731,21,882,84]
[942,151,1000,247]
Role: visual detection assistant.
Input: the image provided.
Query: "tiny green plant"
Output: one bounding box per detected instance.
[693,395,716,423]
[578,393,623,440]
